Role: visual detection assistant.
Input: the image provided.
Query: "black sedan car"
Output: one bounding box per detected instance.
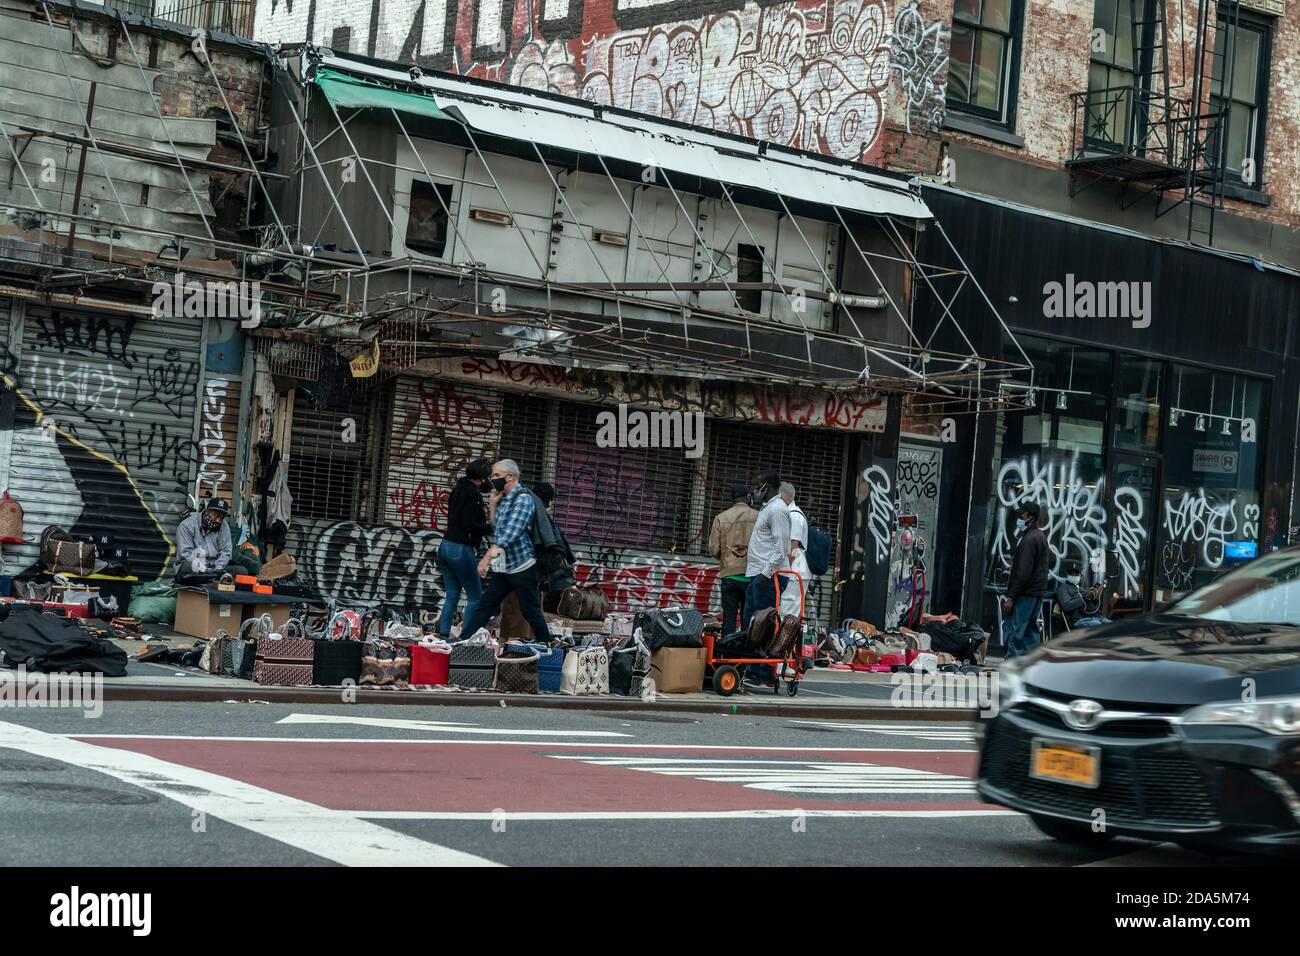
[978,549,1300,857]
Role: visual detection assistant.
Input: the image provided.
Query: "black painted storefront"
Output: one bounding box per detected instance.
[910,185,1300,636]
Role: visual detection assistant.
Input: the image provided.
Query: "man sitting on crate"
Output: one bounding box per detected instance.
[459,459,552,643]
[173,497,234,584]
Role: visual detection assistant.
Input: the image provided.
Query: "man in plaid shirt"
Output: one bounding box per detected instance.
[458,459,552,642]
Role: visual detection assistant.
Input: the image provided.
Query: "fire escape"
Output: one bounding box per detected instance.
[1067,0,1242,246]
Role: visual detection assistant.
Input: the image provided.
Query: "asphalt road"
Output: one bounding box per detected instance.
[0,701,1269,867]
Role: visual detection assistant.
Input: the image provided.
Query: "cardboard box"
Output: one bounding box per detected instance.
[650,646,707,694]
[174,589,240,638]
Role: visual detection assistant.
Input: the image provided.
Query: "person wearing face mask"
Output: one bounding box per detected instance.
[1001,502,1049,656]
[742,468,792,631]
[458,459,551,643]
[1054,561,1111,629]
[436,458,494,639]
[173,497,233,583]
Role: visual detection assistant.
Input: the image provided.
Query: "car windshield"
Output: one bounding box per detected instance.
[1170,550,1300,626]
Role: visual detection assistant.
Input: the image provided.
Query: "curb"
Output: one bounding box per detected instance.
[100,684,979,721]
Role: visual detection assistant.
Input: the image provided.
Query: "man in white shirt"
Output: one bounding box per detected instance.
[782,483,810,619]
[742,469,791,628]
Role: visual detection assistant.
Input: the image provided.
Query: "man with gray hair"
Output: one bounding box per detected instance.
[458,458,551,642]
[782,483,810,619]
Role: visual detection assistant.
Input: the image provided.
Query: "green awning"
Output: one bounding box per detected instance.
[313,68,452,122]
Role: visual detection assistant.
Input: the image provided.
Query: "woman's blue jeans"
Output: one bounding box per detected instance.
[437,540,482,637]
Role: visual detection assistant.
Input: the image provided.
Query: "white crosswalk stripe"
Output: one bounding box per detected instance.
[552,755,976,794]
[789,720,977,742]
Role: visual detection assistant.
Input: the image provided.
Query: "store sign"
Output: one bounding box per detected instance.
[1192,449,1238,475]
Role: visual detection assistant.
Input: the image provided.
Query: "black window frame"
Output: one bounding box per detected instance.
[946,0,1026,128]
[1209,6,1271,189]
[404,179,455,259]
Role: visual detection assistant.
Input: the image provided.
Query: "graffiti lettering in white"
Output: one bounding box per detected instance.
[863,465,893,564]
[888,1,948,134]
[992,457,1108,583]
[1163,490,1238,569]
[1243,503,1260,541]
[25,356,129,418]
[1112,486,1147,598]
[196,378,230,497]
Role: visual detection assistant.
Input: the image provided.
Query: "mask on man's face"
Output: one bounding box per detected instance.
[490,477,508,493]
[1066,574,1082,585]
[748,483,768,508]
[201,513,223,534]
[1015,518,1027,534]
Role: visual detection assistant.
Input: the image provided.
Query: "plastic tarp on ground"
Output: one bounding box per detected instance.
[310,58,932,222]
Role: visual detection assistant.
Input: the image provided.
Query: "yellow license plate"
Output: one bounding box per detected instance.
[1030,739,1101,789]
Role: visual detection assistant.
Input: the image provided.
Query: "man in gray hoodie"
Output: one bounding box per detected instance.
[173,498,233,582]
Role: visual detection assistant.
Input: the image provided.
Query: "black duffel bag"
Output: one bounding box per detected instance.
[921,619,985,663]
[633,606,704,651]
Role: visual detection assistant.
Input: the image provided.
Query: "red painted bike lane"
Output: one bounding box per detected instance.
[77,737,994,813]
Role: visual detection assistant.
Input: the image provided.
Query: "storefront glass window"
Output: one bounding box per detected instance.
[1114,356,1162,451]
[987,336,1111,587]
[1154,366,1266,600]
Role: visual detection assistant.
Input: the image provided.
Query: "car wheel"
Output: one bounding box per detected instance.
[1030,814,1115,846]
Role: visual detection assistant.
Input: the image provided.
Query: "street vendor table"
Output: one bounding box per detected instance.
[174,585,300,639]
[35,570,139,612]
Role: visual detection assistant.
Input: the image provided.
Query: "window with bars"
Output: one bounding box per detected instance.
[287,388,383,522]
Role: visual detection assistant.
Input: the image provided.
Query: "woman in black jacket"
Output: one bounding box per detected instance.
[437,459,493,638]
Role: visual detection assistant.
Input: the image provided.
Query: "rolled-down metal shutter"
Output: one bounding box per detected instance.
[384,377,503,530]
[9,306,203,579]
[706,421,849,625]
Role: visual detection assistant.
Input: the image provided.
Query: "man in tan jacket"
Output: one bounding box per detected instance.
[708,484,758,635]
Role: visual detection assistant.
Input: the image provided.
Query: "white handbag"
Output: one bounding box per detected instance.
[560,646,609,695]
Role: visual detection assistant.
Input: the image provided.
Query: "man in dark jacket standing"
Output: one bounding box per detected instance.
[1002,502,1049,657]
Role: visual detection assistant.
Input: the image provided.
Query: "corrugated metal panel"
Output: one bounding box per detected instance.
[384,377,503,530]
[195,373,241,501]
[8,306,203,579]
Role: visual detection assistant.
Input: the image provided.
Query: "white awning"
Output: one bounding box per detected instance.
[312,53,932,222]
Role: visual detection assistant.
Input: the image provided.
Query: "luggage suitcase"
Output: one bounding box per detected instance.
[560,645,608,695]
[312,639,364,685]
[556,586,611,621]
[410,640,451,685]
[449,642,497,688]
[494,648,541,694]
[634,607,704,651]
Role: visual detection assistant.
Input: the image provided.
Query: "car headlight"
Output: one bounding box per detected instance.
[1179,695,1300,735]
[994,657,1029,708]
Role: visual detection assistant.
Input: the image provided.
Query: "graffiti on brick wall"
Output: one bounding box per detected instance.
[256,0,894,163]
[883,0,946,132]
[888,0,947,133]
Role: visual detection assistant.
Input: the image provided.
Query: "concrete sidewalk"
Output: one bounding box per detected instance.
[85,636,987,720]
